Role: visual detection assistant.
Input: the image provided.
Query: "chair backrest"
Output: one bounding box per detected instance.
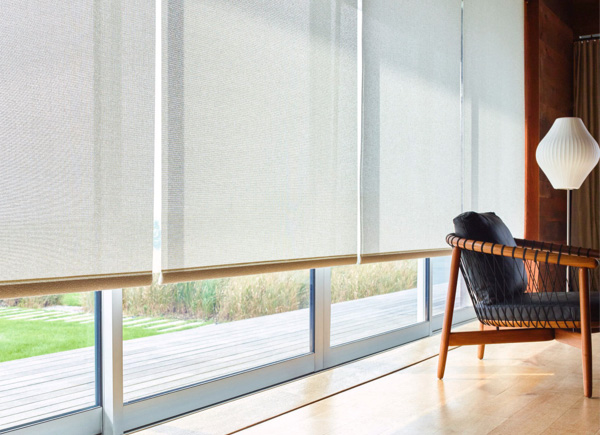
[452,212,527,305]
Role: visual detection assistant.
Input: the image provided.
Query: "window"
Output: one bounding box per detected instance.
[122,272,311,402]
[330,260,423,346]
[0,293,98,430]
[0,0,526,432]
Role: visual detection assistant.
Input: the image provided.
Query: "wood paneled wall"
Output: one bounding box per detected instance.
[538,0,573,244]
[525,0,574,244]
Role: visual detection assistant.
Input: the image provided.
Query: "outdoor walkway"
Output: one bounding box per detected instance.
[0,285,452,430]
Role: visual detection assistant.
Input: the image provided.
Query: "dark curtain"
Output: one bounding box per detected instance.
[572,40,599,252]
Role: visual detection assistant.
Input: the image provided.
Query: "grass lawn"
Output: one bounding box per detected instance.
[0,317,168,363]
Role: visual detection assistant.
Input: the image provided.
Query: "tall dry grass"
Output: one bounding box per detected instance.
[331,260,417,303]
[123,270,310,322]
[122,261,417,322]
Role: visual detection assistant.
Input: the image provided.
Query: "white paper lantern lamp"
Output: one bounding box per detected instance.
[536,117,600,190]
[536,117,599,248]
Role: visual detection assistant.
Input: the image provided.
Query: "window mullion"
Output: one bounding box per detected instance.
[101,289,124,435]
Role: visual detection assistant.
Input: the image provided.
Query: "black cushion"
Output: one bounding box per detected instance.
[453,211,527,304]
[475,292,600,323]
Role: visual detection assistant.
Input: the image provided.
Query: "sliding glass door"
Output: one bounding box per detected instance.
[119,272,315,431]
[122,272,312,403]
[324,256,473,369]
[0,293,101,434]
[119,257,473,431]
[330,260,423,347]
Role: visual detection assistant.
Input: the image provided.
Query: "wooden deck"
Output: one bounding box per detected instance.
[0,285,451,430]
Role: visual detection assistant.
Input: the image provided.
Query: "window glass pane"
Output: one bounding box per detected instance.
[122,271,310,402]
[432,256,471,317]
[330,260,422,346]
[0,293,96,430]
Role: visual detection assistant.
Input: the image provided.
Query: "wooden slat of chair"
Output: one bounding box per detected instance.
[446,235,598,268]
[514,238,600,259]
[448,329,555,346]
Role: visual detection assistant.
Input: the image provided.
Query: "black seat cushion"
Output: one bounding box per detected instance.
[453,211,527,304]
[475,291,600,323]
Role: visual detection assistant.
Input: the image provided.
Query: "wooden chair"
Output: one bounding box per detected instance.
[437,212,599,397]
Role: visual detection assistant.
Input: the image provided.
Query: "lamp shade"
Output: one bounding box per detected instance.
[536,117,600,190]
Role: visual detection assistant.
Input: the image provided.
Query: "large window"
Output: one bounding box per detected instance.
[0,0,525,432]
[0,263,474,433]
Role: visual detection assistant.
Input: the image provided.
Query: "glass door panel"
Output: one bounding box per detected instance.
[330,260,424,347]
[122,271,311,402]
[0,292,97,430]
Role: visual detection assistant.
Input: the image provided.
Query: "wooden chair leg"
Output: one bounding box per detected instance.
[438,247,461,379]
[579,268,592,398]
[477,322,485,360]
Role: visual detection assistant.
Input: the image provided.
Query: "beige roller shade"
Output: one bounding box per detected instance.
[161,1,359,282]
[0,0,155,297]
[463,0,526,236]
[361,0,463,255]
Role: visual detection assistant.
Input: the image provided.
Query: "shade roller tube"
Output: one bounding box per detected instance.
[162,1,359,282]
[463,0,525,236]
[361,0,463,255]
[0,1,155,297]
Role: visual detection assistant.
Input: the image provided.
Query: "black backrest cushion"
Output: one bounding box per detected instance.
[453,211,527,304]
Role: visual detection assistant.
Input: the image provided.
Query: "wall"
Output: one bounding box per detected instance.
[538,0,573,244]
[525,0,573,243]
[572,0,600,36]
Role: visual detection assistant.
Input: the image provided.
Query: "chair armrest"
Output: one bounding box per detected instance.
[446,234,599,269]
[514,238,600,259]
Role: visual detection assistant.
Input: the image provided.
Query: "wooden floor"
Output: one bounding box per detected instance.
[0,287,447,430]
[139,325,600,435]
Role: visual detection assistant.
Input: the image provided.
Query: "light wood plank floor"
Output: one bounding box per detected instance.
[139,327,600,435]
[0,286,449,430]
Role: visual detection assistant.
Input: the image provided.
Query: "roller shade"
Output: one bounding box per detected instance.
[463,0,526,237]
[161,1,358,283]
[0,0,155,297]
[361,0,463,256]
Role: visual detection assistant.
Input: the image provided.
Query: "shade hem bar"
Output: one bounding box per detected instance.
[360,249,452,264]
[0,274,153,299]
[160,257,358,284]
